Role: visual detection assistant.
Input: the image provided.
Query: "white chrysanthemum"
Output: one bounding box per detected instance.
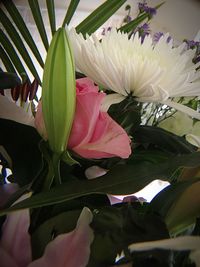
[69,28,200,118]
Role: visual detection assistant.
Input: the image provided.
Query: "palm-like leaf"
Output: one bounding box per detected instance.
[0,0,158,83]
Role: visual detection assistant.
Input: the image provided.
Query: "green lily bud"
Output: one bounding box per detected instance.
[42,27,76,154]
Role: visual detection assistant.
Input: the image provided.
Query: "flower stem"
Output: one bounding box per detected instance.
[53,153,61,185]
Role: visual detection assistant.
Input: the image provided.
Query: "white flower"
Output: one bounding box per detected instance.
[70,28,200,118]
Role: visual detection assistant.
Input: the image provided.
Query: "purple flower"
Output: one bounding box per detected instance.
[101,26,112,36]
[138,1,157,18]
[123,15,132,23]
[184,39,200,50]
[137,23,150,43]
[153,32,172,44]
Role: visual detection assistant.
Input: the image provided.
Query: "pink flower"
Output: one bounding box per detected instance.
[0,207,94,267]
[35,78,131,159]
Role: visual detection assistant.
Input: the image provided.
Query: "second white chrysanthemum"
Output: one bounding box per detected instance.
[70,28,200,118]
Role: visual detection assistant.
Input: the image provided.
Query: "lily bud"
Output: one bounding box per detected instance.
[42,27,76,154]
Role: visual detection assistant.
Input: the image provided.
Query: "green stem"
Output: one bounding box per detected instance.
[52,153,61,185]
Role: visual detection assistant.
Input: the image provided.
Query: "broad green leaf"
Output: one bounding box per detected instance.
[89,204,169,266]
[1,152,200,214]
[0,29,29,81]
[28,0,49,51]
[119,2,164,33]
[0,9,41,84]
[2,0,44,68]
[0,44,16,73]
[46,0,56,35]
[42,28,76,154]
[150,178,200,234]
[133,126,195,154]
[76,0,126,36]
[0,119,42,187]
[62,0,80,27]
[0,71,21,90]
[166,181,200,234]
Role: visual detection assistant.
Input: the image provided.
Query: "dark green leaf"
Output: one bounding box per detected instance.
[2,0,44,68]
[0,71,21,90]
[0,29,29,81]
[88,204,169,266]
[0,119,42,186]
[46,0,56,35]
[62,0,80,27]
[108,98,141,134]
[28,0,49,51]
[0,44,16,73]
[0,9,41,83]
[133,126,196,154]
[150,179,200,219]
[2,152,200,214]
[76,0,126,36]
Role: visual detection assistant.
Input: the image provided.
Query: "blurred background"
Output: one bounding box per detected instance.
[12,0,200,41]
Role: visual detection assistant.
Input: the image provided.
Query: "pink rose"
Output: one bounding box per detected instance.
[35,78,131,159]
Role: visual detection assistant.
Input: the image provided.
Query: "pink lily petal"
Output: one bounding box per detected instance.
[0,209,31,267]
[29,207,94,267]
[0,183,19,208]
[0,248,19,267]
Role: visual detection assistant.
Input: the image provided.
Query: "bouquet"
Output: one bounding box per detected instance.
[0,1,200,266]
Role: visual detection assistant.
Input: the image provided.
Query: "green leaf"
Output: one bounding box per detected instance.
[28,0,49,51]
[0,9,41,84]
[0,29,29,81]
[119,2,164,33]
[2,0,44,68]
[150,179,200,234]
[76,0,127,36]
[89,204,169,266]
[62,0,80,27]
[133,126,195,154]
[0,119,42,186]
[0,44,16,73]
[0,71,21,90]
[46,0,56,35]
[119,12,148,33]
[1,152,200,215]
